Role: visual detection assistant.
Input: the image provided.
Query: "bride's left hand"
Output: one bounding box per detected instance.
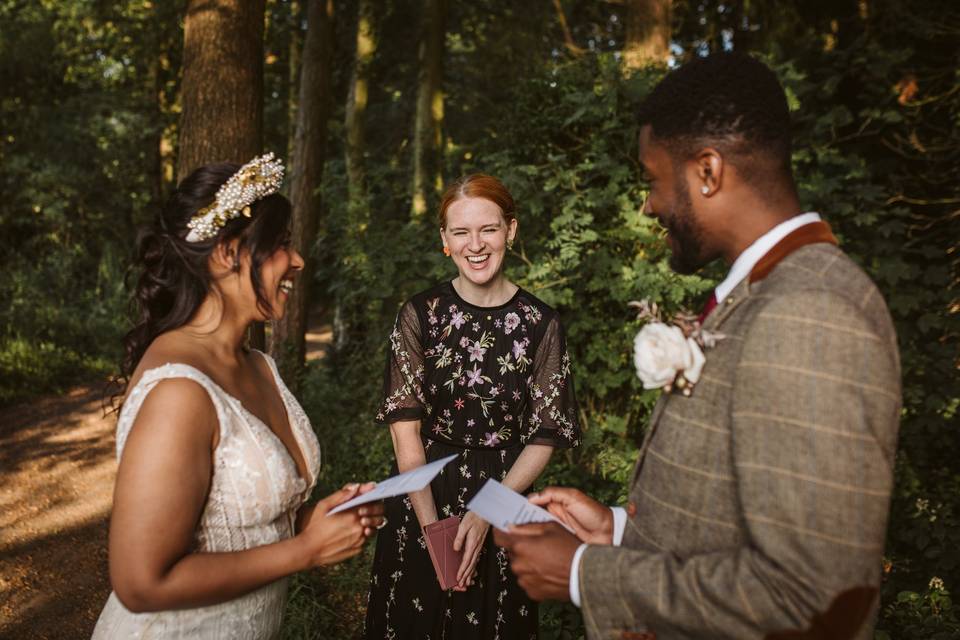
[452,511,490,590]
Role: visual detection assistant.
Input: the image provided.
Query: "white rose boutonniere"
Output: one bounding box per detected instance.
[629,299,722,396]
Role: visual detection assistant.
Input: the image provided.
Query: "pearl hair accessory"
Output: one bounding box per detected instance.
[185,153,285,243]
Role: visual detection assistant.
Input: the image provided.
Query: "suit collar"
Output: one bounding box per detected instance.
[703,221,838,331]
[714,212,822,303]
[749,220,838,284]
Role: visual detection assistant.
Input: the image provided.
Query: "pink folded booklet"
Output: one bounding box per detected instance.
[423,516,464,590]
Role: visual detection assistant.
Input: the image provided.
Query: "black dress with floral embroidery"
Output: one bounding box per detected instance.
[363,281,581,640]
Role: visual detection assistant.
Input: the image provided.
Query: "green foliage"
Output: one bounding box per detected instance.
[2,1,957,638]
[0,0,180,405]
[877,580,960,640]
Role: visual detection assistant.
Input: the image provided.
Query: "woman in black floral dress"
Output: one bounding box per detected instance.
[363,174,581,640]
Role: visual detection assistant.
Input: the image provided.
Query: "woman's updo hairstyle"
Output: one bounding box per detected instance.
[120,162,292,386]
[438,173,516,228]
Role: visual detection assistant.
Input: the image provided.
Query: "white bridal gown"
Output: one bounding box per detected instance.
[92,352,321,639]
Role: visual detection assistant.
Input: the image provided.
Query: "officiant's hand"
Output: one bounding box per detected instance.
[453,511,489,591]
[494,522,578,601]
[528,487,613,544]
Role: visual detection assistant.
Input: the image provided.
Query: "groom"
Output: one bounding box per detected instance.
[494,52,901,639]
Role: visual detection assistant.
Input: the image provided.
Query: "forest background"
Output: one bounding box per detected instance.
[1,0,958,638]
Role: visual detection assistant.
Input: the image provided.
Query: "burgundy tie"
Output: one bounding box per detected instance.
[698,292,718,324]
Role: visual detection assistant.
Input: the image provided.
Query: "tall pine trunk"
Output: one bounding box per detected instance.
[178,0,266,347]
[178,0,266,180]
[332,0,378,352]
[269,0,335,379]
[623,0,672,71]
[410,0,447,219]
[287,0,304,160]
[345,0,376,209]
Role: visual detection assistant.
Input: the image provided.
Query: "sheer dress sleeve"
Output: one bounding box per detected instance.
[523,315,581,448]
[375,301,428,424]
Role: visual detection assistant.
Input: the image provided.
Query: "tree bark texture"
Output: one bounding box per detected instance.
[345,0,377,207]
[287,0,304,160]
[624,0,672,70]
[411,0,447,219]
[269,0,335,378]
[177,0,266,182]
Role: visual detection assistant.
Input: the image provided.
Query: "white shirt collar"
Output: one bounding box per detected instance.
[714,212,822,304]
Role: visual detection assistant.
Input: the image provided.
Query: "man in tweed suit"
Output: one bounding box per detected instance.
[494,52,901,639]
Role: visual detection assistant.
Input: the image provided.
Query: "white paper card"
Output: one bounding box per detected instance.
[328,454,458,515]
[466,479,567,531]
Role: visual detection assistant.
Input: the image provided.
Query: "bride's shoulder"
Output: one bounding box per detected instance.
[126,336,213,399]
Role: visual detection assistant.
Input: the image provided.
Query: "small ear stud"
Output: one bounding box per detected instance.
[700,185,710,195]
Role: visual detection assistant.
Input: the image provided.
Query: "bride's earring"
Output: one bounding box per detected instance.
[443,246,451,256]
[507,238,514,251]
[700,185,710,195]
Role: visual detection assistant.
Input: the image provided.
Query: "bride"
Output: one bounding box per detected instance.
[93,154,383,638]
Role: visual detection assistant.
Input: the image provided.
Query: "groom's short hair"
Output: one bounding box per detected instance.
[637,52,793,189]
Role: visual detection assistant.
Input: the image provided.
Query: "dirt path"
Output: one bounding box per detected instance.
[0,385,116,639]
[0,321,333,639]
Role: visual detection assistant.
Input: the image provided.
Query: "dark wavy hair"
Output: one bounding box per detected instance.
[115,162,292,399]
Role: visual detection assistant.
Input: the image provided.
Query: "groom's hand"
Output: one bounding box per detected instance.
[528,487,614,544]
[493,522,579,602]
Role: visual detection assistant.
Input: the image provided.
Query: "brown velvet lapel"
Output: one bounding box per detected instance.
[749,221,838,284]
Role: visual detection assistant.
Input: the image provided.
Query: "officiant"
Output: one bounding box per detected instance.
[362,173,582,639]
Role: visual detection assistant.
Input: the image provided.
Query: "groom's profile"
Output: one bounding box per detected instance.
[495,52,901,640]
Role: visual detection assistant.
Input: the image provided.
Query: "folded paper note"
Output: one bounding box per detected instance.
[423,516,464,590]
[465,479,568,531]
[328,454,458,515]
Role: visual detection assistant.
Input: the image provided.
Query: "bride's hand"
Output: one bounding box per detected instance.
[452,511,490,591]
[297,483,384,568]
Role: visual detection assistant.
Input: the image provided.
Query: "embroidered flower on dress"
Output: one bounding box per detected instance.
[511,338,528,360]
[465,365,484,387]
[503,312,520,334]
[467,341,487,362]
[482,432,501,447]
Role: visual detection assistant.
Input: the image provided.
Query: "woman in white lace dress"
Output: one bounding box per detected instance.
[92,156,384,639]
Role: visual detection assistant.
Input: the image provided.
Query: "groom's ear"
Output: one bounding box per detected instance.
[693,147,724,197]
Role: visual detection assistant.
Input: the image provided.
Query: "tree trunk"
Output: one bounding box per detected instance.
[623,0,672,71]
[269,0,335,379]
[287,0,304,160]
[411,0,447,219]
[178,0,266,348]
[178,0,266,181]
[552,0,584,56]
[345,0,377,208]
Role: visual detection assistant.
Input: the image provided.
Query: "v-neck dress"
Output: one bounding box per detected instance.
[363,282,581,640]
[92,350,321,639]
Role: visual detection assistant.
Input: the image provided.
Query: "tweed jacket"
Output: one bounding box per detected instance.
[579,236,901,640]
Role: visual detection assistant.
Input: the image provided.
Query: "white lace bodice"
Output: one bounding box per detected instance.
[92,351,321,639]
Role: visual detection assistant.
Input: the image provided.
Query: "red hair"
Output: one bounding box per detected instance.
[438,174,516,228]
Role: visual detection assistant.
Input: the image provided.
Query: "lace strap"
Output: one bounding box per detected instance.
[251,349,285,392]
[116,363,230,459]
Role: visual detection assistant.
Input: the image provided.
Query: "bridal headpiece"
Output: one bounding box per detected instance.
[185,153,285,243]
